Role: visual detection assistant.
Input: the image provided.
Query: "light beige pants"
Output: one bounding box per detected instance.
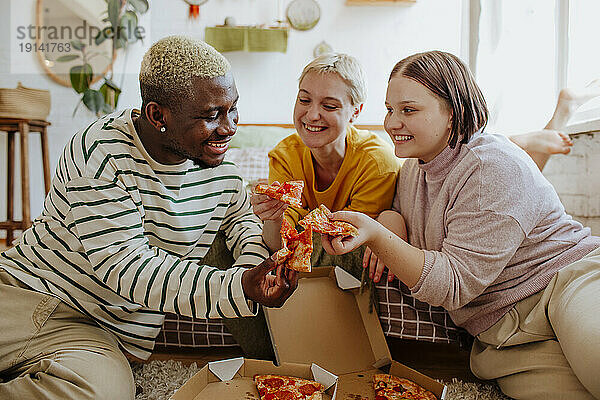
[0,269,135,400]
[470,247,600,400]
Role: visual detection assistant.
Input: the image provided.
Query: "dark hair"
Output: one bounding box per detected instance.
[389,51,488,148]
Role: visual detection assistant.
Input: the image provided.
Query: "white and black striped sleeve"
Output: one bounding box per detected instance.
[221,176,270,268]
[65,176,256,319]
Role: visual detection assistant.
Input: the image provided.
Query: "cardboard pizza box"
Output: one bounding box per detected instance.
[335,361,447,399]
[263,266,447,399]
[171,357,338,400]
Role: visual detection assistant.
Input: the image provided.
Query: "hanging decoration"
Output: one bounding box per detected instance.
[183,0,209,20]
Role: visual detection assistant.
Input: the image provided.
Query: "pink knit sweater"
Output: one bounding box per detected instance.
[393,132,600,336]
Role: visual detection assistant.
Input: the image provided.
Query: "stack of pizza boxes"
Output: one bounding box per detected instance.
[173,266,447,399]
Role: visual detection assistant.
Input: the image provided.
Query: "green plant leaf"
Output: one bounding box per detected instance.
[82,89,105,114]
[102,103,114,113]
[70,40,85,51]
[70,64,93,93]
[107,0,121,29]
[99,79,122,109]
[56,54,80,62]
[115,37,128,49]
[120,11,139,43]
[95,28,109,46]
[127,0,148,14]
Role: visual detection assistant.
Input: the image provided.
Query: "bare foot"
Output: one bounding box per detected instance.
[510,129,573,155]
[559,79,600,111]
[548,79,600,129]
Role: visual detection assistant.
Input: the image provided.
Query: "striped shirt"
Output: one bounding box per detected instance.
[0,109,270,359]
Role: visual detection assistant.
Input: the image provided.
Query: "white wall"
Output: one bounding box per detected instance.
[0,0,464,230]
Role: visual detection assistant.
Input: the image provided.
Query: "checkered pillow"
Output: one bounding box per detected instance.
[154,315,237,348]
[376,279,467,343]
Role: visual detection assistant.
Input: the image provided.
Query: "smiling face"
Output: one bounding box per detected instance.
[293,71,359,152]
[163,72,239,167]
[384,75,452,163]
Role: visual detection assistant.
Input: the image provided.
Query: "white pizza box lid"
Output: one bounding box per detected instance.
[171,357,339,400]
[263,266,446,399]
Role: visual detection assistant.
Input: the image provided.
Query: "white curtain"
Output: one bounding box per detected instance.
[475,1,557,134]
[567,0,600,123]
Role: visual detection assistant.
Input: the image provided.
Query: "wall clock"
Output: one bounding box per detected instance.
[286,0,321,31]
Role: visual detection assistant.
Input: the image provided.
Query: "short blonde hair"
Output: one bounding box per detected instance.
[298,53,366,106]
[139,35,230,110]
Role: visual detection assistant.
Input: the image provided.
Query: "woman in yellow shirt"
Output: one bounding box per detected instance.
[252,53,403,256]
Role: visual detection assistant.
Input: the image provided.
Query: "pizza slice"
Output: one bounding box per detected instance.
[274,219,313,272]
[254,374,325,400]
[373,373,437,400]
[298,204,358,237]
[254,180,304,208]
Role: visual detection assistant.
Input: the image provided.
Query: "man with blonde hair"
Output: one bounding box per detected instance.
[0,36,298,400]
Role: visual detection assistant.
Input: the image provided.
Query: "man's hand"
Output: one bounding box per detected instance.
[241,257,299,308]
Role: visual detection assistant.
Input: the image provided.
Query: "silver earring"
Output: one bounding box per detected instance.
[160,126,166,133]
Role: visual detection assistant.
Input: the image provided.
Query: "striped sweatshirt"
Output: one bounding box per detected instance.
[0,109,270,359]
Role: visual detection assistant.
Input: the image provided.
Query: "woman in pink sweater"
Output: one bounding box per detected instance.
[322,51,600,399]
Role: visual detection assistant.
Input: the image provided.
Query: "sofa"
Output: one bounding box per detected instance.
[155,125,469,350]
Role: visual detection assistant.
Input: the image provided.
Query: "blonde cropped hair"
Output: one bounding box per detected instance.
[298,53,366,106]
[139,35,231,110]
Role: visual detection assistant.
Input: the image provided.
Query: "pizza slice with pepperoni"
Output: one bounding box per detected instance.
[298,204,358,237]
[254,374,325,400]
[373,373,437,400]
[274,219,313,272]
[254,180,304,208]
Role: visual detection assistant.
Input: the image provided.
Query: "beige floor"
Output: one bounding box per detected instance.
[142,338,481,383]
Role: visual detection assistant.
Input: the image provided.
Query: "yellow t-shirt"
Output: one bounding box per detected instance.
[268,125,402,226]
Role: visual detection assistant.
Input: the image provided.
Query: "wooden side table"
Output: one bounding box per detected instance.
[0,118,51,244]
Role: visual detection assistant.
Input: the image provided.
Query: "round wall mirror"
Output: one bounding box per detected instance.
[35,0,115,87]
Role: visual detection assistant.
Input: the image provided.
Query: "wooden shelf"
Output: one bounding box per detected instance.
[346,0,416,5]
[205,26,288,53]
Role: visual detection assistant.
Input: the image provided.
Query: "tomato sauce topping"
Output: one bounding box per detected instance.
[263,377,284,388]
[299,383,319,395]
[393,384,407,393]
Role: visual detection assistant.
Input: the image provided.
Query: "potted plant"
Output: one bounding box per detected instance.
[56,0,148,116]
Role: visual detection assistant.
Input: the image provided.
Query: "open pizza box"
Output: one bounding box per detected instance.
[263,266,447,400]
[171,357,338,400]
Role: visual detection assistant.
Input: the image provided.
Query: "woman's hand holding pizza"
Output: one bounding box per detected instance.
[250,181,288,222]
[320,210,376,255]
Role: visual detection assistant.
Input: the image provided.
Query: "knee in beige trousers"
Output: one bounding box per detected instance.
[0,269,135,400]
[470,248,600,400]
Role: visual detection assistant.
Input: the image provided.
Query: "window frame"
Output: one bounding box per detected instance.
[465,0,600,134]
